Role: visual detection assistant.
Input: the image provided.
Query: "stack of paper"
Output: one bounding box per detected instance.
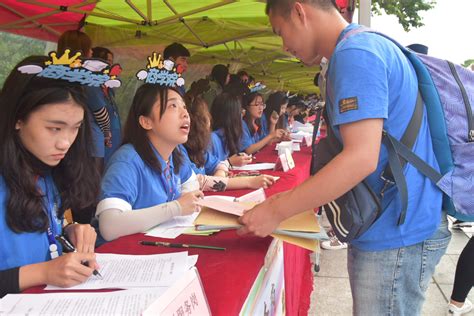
[45,252,197,290]
[194,190,327,251]
[145,213,199,239]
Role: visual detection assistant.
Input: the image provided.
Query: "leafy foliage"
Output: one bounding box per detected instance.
[372,0,436,31]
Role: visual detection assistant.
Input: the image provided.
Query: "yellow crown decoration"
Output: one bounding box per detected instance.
[147,52,164,69]
[45,49,82,67]
[136,52,185,87]
[17,50,122,88]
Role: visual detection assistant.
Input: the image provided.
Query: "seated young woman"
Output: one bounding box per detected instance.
[241,92,286,154]
[0,56,100,297]
[264,91,290,131]
[209,92,253,167]
[182,96,276,192]
[96,83,203,242]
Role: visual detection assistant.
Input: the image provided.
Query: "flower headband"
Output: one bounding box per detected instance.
[136,52,185,87]
[18,49,122,88]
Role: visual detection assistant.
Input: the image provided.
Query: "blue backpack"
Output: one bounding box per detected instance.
[347,27,474,221]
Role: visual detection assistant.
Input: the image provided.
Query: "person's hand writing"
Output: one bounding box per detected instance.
[177,190,204,215]
[271,129,286,141]
[249,175,276,189]
[65,223,97,254]
[43,252,96,287]
[229,153,253,167]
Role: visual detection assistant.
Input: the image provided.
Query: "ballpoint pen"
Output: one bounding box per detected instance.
[55,235,103,279]
[139,240,226,251]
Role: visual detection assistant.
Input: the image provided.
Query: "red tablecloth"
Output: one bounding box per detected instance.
[202,144,314,315]
[25,145,314,316]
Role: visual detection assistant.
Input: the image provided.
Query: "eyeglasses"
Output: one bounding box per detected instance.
[250,102,266,109]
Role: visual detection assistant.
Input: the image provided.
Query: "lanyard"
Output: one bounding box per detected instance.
[158,161,177,202]
[36,175,61,259]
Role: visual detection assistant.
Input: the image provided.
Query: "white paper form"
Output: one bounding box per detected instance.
[145,213,199,239]
[45,252,189,290]
[231,163,276,171]
[0,289,165,316]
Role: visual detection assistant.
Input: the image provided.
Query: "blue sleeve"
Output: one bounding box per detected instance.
[179,161,194,182]
[84,87,107,112]
[210,132,226,161]
[327,48,389,127]
[240,120,255,151]
[260,115,269,137]
[177,145,194,181]
[100,160,139,206]
[204,151,221,175]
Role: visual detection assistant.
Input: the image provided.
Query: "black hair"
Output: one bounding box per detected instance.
[242,92,264,136]
[210,64,229,89]
[210,92,243,156]
[92,46,113,61]
[57,30,92,56]
[264,91,289,129]
[266,0,337,17]
[163,42,190,60]
[122,84,184,174]
[0,56,100,233]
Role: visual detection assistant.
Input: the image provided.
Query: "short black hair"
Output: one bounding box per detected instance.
[163,42,190,60]
[266,0,337,17]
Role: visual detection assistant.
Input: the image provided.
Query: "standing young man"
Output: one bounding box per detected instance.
[238,1,451,314]
[163,42,190,96]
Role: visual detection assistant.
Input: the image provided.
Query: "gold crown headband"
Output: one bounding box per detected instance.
[18,49,122,88]
[136,52,185,87]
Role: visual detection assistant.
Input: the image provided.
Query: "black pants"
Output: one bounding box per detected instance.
[451,236,474,302]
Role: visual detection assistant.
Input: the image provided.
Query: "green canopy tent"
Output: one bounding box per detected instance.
[0,0,321,95]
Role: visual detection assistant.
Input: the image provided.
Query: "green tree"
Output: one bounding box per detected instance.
[372,0,436,31]
[462,59,474,68]
[0,32,47,88]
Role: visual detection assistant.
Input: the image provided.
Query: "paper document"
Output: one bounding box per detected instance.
[194,208,326,251]
[196,196,252,216]
[236,188,266,203]
[232,163,276,171]
[145,213,199,238]
[0,289,166,316]
[45,252,189,290]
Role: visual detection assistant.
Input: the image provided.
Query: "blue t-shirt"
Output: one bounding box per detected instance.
[210,129,230,162]
[100,144,193,210]
[260,115,269,137]
[326,23,442,251]
[178,145,221,176]
[241,120,266,151]
[0,174,63,270]
[85,87,122,162]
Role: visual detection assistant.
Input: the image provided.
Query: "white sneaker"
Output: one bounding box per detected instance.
[448,299,473,315]
[321,235,347,250]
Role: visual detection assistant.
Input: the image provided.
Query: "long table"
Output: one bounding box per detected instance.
[26,144,314,315]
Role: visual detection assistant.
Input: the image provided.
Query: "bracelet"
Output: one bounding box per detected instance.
[63,221,78,230]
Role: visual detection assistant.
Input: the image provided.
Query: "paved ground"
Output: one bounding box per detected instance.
[308,215,473,316]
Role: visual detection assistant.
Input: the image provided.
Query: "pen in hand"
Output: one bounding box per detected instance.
[139,240,226,251]
[55,235,103,279]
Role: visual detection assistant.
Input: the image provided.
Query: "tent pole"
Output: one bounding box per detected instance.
[17,0,142,25]
[0,2,60,36]
[125,0,149,24]
[163,0,208,47]
[147,0,152,22]
[206,30,268,47]
[152,0,236,26]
